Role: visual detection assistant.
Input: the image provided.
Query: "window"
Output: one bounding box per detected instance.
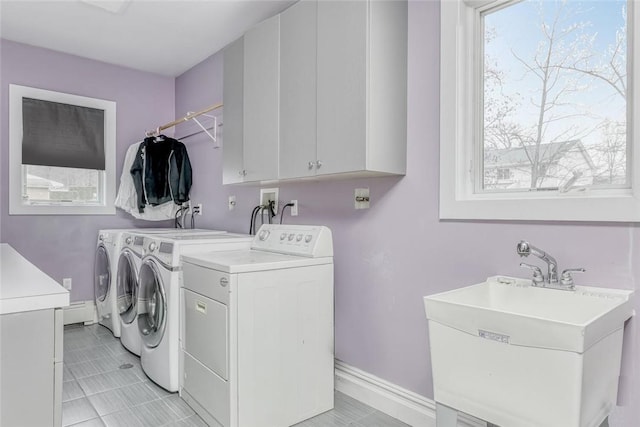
[9,85,116,215]
[440,0,640,222]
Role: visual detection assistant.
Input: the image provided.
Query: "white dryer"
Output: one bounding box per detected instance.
[95,228,179,336]
[135,233,253,386]
[116,229,229,355]
[179,224,334,427]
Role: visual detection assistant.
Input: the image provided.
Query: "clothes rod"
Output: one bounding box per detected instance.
[146,102,223,137]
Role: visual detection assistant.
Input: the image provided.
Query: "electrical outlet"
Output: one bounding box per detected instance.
[63,278,72,290]
[291,200,298,216]
[355,188,370,209]
[194,203,203,215]
[228,195,236,211]
[259,187,279,214]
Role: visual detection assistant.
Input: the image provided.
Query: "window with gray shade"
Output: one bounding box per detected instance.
[22,97,105,170]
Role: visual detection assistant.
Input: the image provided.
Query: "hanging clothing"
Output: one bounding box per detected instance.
[130,135,193,213]
[115,141,180,221]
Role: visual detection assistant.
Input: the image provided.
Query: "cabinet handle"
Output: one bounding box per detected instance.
[308,161,315,170]
[316,160,323,169]
[239,170,247,177]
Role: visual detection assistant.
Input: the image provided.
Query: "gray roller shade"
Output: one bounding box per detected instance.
[22,97,105,170]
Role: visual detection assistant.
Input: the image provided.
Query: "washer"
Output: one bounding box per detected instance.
[135,232,253,381]
[179,224,334,427]
[95,228,181,337]
[116,229,229,355]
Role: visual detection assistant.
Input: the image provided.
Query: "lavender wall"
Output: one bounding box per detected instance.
[175,0,640,421]
[0,1,637,423]
[0,39,175,302]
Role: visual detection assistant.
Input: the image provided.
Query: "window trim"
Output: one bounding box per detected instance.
[9,84,116,215]
[440,0,640,222]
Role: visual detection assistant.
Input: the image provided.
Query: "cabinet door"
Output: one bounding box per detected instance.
[1,309,55,427]
[222,37,245,184]
[244,15,280,182]
[316,0,367,175]
[279,0,317,179]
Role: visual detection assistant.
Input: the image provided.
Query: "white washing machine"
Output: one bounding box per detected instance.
[95,228,181,337]
[179,224,334,427]
[116,229,229,355]
[135,232,254,388]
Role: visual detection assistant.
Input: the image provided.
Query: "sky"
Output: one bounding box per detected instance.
[483,0,627,149]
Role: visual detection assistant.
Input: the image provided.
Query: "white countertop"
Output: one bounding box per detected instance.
[0,244,69,315]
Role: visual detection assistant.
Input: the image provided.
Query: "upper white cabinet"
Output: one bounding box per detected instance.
[316,0,407,177]
[243,14,280,182]
[223,0,407,184]
[222,37,244,184]
[223,16,280,184]
[281,0,408,179]
[279,0,318,180]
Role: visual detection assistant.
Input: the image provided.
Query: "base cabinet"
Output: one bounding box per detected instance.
[0,308,63,427]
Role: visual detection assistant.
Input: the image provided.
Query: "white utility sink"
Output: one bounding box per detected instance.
[424,276,634,427]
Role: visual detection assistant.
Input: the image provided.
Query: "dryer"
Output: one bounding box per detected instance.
[95,228,178,336]
[134,232,253,381]
[116,229,229,355]
[179,224,334,427]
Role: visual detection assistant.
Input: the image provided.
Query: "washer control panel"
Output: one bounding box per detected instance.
[251,224,333,257]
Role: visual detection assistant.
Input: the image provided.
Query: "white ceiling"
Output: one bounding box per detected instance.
[0,0,296,77]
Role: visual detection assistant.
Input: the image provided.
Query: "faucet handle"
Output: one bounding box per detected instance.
[560,268,585,286]
[520,262,544,284]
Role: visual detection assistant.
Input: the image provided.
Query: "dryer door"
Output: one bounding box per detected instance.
[137,259,167,349]
[117,249,138,324]
[94,245,110,303]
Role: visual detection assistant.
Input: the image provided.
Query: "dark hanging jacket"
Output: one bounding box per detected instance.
[130,135,192,213]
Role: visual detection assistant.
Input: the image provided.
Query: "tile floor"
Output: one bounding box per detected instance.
[63,324,410,427]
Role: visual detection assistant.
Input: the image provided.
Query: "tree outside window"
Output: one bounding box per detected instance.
[482,0,627,192]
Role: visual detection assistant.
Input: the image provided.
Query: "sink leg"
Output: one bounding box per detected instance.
[599,417,609,427]
[435,402,458,427]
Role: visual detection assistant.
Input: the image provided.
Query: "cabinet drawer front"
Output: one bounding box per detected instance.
[182,262,230,305]
[183,289,228,380]
[183,352,230,427]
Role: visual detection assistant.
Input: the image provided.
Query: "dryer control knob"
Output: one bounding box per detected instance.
[125,237,132,245]
[149,242,157,252]
[99,234,104,241]
[258,230,270,241]
[305,235,313,243]
[288,233,295,241]
[296,234,303,242]
[280,233,287,240]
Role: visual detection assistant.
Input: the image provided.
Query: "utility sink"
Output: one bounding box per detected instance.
[424,276,634,427]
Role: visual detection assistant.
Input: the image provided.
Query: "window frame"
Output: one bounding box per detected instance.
[440,0,640,222]
[9,84,116,215]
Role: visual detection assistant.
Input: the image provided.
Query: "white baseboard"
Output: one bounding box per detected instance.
[335,360,486,427]
[63,300,97,325]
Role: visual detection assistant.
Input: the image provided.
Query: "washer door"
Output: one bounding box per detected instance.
[94,245,110,303]
[117,250,138,324]
[137,259,167,349]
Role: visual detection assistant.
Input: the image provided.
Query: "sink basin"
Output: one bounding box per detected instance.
[425,275,633,353]
[423,276,634,427]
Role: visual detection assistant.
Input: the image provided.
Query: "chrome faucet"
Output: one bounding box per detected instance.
[516,241,585,291]
[516,241,558,284]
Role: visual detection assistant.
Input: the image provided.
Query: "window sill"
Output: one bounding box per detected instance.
[440,191,640,222]
[9,204,116,216]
